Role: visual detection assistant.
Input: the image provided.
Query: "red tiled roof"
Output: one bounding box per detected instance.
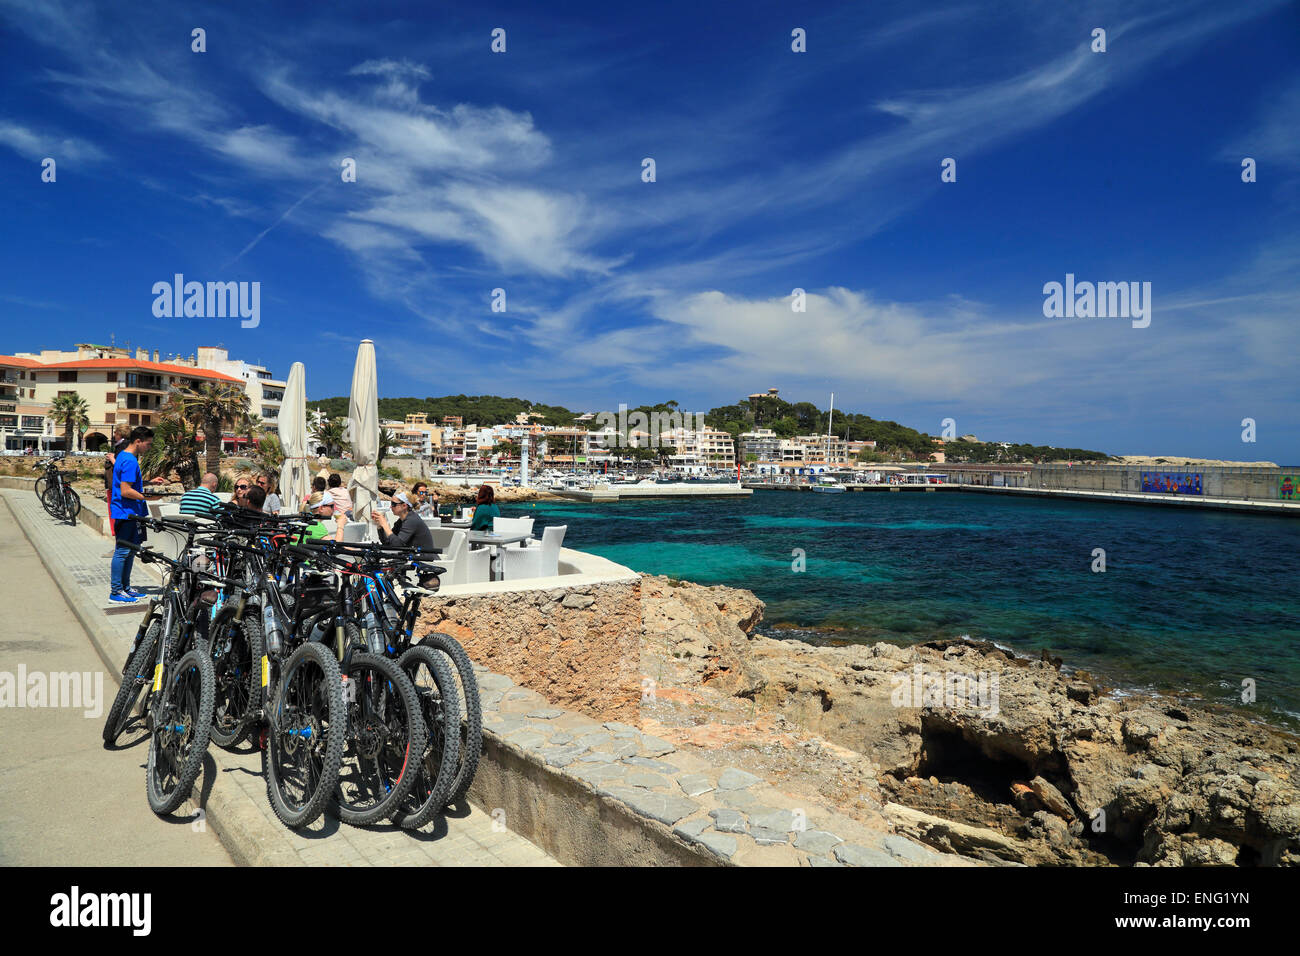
[29,357,244,384]
[0,355,44,368]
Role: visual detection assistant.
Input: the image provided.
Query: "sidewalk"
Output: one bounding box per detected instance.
[2,488,559,867]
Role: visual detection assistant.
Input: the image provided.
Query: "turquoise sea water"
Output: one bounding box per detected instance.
[519,491,1300,726]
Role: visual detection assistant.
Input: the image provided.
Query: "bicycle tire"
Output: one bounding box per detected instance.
[66,488,81,524]
[39,484,61,518]
[145,646,216,815]
[263,641,345,829]
[391,645,461,830]
[332,652,426,826]
[208,607,265,750]
[102,618,160,745]
[33,476,46,499]
[418,631,481,806]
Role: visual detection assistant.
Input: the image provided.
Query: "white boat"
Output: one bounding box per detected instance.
[811,475,846,493]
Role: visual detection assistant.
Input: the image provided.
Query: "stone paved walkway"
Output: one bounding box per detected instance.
[3,488,559,867]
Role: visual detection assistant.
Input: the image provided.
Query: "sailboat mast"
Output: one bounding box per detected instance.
[827,392,834,466]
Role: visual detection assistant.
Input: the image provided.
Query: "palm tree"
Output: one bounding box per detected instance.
[138,411,202,488]
[50,392,89,453]
[165,382,251,476]
[252,431,284,478]
[313,417,348,458]
[377,427,397,466]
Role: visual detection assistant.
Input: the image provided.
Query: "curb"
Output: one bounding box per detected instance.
[3,491,300,868]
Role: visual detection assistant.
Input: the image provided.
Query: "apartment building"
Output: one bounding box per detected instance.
[660,426,736,473]
[183,346,286,424]
[10,343,245,451]
[739,427,780,461]
[0,355,55,451]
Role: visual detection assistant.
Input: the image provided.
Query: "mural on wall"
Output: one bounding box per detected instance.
[1141,472,1203,495]
[1281,475,1297,500]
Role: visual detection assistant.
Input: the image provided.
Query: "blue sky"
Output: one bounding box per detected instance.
[1,0,1297,461]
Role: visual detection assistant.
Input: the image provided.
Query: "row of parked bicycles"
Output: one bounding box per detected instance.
[100,502,481,831]
[35,458,82,524]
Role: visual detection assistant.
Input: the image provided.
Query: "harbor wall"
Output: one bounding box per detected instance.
[1031,463,1286,500]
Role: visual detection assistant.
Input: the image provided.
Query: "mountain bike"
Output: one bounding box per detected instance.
[282,542,428,827]
[39,465,80,524]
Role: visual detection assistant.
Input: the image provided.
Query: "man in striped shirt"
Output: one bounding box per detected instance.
[179,472,221,517]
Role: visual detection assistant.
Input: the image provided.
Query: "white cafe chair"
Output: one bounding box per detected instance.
[501,525,566,581]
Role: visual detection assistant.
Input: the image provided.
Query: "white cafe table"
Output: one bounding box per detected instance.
[465,530,532,580]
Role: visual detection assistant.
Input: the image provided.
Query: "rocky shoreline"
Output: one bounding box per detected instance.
[639,575,1300,866]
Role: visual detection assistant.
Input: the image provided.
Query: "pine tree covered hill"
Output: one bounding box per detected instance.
[306,393,1109,463]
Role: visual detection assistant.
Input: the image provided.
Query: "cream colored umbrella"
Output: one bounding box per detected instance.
[278,361,311,512]
[347,340,380,522]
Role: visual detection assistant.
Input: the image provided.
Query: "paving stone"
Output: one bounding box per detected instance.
[528,708,565,719]
[477,673,515,691]
[571,750,617,764]
[696,831,738,860]
[548,731,575,745]
[607,739,640,759]
[602,721,640,737]
[750,809,797,832]
[575,731,614,749]
[677,774,715,797]
[834,843,901,867]
[809,857,844,867]
[567,762,626,786]
[500,729,547,750]
[539,744,588,767]
[794,830,844,854]
[601,786,700,826]
[715,789,761,811]
[625,771,670,790]
[749,826,789,846]
[673,818,710,842]
[717,767,763,790]
[638,734,677,757]
[881,834,943,863]
[624,756,680,774]
[709,809,747,834]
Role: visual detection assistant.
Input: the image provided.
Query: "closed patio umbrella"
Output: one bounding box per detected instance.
[347,340,379,522]
[278,361,311,511]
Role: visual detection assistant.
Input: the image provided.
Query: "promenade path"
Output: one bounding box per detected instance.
[1,488,559,867]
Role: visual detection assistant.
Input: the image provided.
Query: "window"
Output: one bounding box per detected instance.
[106,392,116,403]
[57,370,77,382]
[107,371,117,382]
[0,415,15,428]
[21,416,43,429]
[105,413,115,424]
[129,414,138,426]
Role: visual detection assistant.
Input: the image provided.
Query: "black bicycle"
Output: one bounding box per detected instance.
[38,460,80,524]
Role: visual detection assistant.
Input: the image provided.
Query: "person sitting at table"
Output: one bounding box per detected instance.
[470,483,500,531]
[302,491,348,541]
[371,491,435,551]
[412,482,438,517]
[327,472,353,518]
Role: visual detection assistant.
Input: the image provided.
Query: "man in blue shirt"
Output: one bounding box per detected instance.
[110,425,154,602]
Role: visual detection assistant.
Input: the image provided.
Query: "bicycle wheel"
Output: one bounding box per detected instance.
[391,645,461,830]
[263,641,344,829]
[208,607,264,750]
[145,646,216,815]
[66,488,81,524]
[333,652,426,826]
[33,476,46,499]
[39,484,62,518]
[102,618,160,745]
[419,632,481,806]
